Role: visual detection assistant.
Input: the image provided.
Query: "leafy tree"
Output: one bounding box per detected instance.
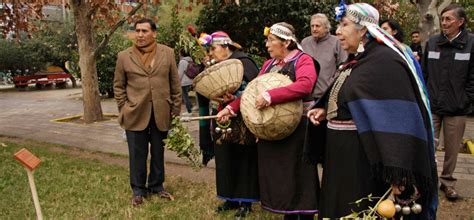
[156,4,182,48]
[0,39,32,74]
[196,1,336,60]
[96,32,132,98]
[24,23,79,86]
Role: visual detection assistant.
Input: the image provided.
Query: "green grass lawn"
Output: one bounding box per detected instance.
[0,137,278,219]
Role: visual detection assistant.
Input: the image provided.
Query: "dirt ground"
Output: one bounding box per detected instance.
[2,136,473,218]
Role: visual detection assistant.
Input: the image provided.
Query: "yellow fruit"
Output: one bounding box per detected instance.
[377,199,396,218]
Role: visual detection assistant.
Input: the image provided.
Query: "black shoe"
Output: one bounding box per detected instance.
[234,206,251,218]
[202,154,214,166]
[216,201,239,213]
[440,185,460,201]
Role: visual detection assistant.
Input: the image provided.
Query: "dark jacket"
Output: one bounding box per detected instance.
[422,30,474,115]
[229,50,259,82]
[410,43,423,61]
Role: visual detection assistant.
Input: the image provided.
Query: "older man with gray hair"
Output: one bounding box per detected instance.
[301,13,347,100]
[301,13,347,166]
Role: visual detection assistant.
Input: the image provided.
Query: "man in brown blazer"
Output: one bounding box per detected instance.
[113,18,181,206]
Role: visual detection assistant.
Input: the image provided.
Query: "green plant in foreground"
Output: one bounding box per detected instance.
[163,116,202,170]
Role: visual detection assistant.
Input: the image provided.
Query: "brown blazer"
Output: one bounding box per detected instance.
[113,43,182,131]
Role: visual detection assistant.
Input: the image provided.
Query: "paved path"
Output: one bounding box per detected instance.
[1,86,474,197]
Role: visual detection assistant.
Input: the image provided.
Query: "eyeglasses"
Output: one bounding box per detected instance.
[265,37,281,44]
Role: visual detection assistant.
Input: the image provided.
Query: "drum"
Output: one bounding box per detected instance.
[240,72,303,141]
[192,59,244,100]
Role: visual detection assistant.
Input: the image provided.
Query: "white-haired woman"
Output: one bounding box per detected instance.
[307,2,438,219]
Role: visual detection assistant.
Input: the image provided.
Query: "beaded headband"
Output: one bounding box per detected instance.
[265,24,303,51]
[346,6,378,26]
[269,24,298,43]
[335,2,379,26]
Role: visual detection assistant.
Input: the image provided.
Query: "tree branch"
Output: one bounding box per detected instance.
[437,0,452,14]
[94,2,144,59]
[87,3,100,19]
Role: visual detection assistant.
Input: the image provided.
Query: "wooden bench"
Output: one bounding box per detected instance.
[13,73,72,89]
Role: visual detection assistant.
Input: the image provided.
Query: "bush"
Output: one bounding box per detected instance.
[196,1,336,61]
[96,33,132,98]
[0,40,28,74]
[0,23,77,76]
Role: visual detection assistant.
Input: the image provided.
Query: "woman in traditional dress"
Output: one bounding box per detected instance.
[199,31,260,218]
[307,3,438,219]
[217,22,320,220]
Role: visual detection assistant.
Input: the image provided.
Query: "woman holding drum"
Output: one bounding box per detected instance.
[217,22,320,220]
[199,31,260,218]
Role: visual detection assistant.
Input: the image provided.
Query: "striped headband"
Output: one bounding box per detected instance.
[198,31,242,49]
[336,2,379,26]
[268,24,303,51]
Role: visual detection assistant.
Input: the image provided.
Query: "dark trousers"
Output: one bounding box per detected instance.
[182,85,193,113]
[126,113,168,196]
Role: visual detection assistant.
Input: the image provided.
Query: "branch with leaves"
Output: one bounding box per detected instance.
[342,187,394,219]
[94,2,144,59]
[163,116,202,170]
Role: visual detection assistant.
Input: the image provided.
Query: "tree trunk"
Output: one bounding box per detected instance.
[71,0,104,123]
[417,0,452,47]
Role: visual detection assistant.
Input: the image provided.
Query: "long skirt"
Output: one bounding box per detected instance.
[319,128,384,218]
[258,119,319,214]
[320,128,433,220]
[215,142,259,202]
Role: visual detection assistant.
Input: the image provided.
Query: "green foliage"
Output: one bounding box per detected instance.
[95,32,132,98]
[378,2,420,44]
[196,2,336,58]
[155,1,204,49]
[163,117,202,170]
[176,31,206,64]
[156,5,183,49]
[461,2,474,32]
[0,39,33,74]
[342,187,393,219]
[0,23,77,76]
[32,23,78,72]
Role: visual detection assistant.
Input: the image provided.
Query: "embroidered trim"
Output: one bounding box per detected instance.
[270,24,295,41]
[327,68,352,120]
[261,205,319,214]
[327,120,357,130]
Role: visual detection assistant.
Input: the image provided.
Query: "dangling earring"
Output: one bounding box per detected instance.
[357,41,365,53]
